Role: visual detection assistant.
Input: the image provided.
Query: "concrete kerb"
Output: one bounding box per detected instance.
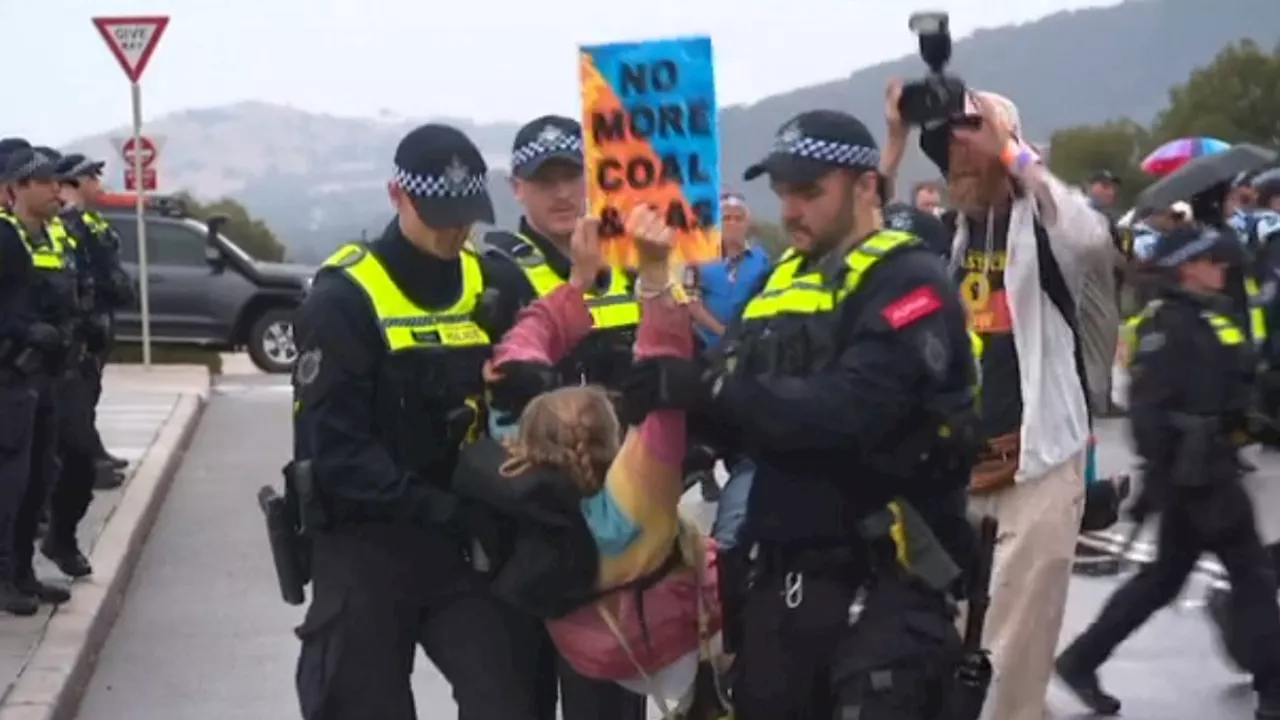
[0,370,211,720]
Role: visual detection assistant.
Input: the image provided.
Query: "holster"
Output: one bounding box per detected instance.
[257,461,316,606]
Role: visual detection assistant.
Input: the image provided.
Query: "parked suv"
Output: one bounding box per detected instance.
[99,194,314,374]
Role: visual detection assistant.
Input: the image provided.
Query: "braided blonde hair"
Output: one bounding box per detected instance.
[500,386,621,496]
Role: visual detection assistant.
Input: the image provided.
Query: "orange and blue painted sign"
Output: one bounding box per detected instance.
[579,36,721,267]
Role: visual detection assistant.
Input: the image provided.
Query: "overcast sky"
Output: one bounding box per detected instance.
[13,0,1120,145]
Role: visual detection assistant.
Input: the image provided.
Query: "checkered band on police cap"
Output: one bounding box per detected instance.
[511,130,583,171]
[772,124,881,170]
[393,160,488,199]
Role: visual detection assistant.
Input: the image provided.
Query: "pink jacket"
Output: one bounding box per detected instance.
[492,283,722,680]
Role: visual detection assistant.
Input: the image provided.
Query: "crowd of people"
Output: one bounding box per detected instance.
[275,68,1280,720]
[0,139,134,616]
[5,67,1274,720]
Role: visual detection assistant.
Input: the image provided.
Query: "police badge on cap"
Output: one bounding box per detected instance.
[510,115,584,180]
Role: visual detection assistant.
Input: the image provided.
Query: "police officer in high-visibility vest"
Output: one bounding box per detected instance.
[480,116,641,410]
[0,146,78,614]
[54,153,133,479]
[1057,225,1280,719]
[624,110,981,719]
[35,152,131,582]
[290,124,539,720]
[477,115,647,720]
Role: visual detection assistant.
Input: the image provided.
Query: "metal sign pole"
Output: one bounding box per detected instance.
[93,14,168,369]
[131,82,152,368]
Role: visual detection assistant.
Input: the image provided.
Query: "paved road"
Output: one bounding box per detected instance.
[74,376,1271,719]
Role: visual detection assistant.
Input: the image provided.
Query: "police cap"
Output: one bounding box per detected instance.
[744,110,881,184]
[1251,167,1280,204]
[392,124,495,230]
[885,201,950,257]
[0,138,31,170]
[33,146,62,164]
[1,147,60,184]
[1151,226,1236,269]
[1087,169,1121,186]
[510,115,583,180]
[56,153,106,182]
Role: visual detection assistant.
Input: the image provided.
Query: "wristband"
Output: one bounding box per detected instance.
[635,278,690,304]
[999,139,1038,175]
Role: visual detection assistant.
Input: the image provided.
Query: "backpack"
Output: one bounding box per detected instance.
[942,208,1118,415]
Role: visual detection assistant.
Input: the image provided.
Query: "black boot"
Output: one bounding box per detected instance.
[99,453,128,470]
[16,577,70,604]
[1207,586,1252,673]
[40,539,93,579]
[94,463,126,490]
[0,582,39,616]
[1054,652,1122,715]
[1074,542,1121,577]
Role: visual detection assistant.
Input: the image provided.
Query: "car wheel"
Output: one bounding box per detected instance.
[247,308,298,374]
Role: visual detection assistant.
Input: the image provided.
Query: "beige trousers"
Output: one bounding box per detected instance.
[967,454,1085,720]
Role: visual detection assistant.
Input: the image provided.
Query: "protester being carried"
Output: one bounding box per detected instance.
[459,206,725,717]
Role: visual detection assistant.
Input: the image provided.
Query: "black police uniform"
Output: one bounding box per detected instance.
[290,125,538,720]
[479,115,647,720]
[691,112,977,720]
[29,149,111,580]
[1056,227,1280,720]
[0,147,78,613]
[56,155,135,474]
[885,202,951,259]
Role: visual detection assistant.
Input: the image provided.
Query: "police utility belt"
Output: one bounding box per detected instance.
[734,230,971,594]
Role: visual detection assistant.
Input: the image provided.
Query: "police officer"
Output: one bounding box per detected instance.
[481,115,641,396]
[54,153,133,478]
[627,110,979,719]
[478,115,647,720]
[0,146,77,613]
[37,152,129,581]
[290,124,538,720]
[1056,226,1280,720]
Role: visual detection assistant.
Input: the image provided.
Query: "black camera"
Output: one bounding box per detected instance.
[898,12,970,129]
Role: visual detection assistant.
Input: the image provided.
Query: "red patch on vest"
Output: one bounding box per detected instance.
[881,287,942,329]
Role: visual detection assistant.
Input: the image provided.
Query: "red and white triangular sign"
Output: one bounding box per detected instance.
[92,16,170,84]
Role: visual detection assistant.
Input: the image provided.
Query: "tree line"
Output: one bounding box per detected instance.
[180,38,1280,265]
[1048,38,1280,207]
[170,191,288,263]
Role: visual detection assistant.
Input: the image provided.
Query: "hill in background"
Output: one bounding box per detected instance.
[63,0,1280,263]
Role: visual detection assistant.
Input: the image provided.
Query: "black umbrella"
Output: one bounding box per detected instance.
[1136,143,1277,214]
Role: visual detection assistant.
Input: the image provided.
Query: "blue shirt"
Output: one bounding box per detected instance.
[696,247,772,348]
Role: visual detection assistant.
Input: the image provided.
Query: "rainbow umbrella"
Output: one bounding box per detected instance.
[1141,137,1231,177]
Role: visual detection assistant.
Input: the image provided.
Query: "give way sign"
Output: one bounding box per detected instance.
[92,16,170,83]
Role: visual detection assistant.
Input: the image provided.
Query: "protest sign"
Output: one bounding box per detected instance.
[580,36,721,267]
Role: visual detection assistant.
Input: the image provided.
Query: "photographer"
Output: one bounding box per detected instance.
[879,17,1112,717]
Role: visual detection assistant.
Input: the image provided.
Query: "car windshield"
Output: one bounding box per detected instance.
[182,218,255,263]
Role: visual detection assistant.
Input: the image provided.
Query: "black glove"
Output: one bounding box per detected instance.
[619,356,713,425]
[25,322,64,352]
[488,361,558,415]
